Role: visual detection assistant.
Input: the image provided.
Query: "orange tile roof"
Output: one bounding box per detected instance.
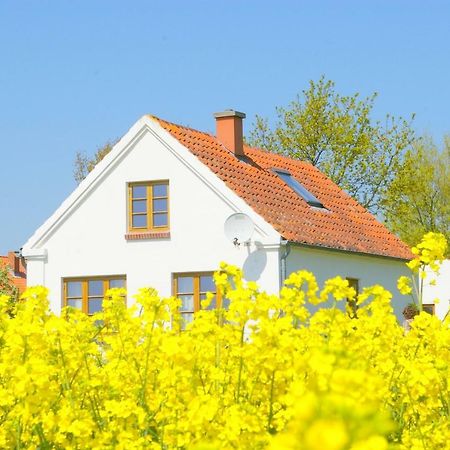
[150,116,413,260]
[0,255,27,293]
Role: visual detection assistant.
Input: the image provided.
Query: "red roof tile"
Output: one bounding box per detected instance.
[0,255,27,293]
[151,116,413,260]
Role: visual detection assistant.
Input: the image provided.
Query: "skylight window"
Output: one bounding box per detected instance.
[274,170,324,208]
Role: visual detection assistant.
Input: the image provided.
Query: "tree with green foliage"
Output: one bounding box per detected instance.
[0,262,19,315]
[247,77,415,214]
[382,136,450,253]
[73,140,116,184]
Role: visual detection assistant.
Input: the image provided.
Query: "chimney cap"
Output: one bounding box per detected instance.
[214,110,246,119]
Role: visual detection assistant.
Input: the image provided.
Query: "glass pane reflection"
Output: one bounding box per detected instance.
[177,277,193,294]
[200,293,216,310]
[109,279,125,289]
[153,184,167,197]
[179,295,194,311]
[67,281,82,297]
[88,280,103,296]
[153,199,167,212]
[67,298,82,309]
[132,215,147,228]
[88,298,103,314]
[153,213,168,227]
[181,313,194,327]
[132,185,146,198]
[132,200,147,213]
[200,276,215,293]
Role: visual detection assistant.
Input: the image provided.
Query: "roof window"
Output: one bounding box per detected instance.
[274,170,324,208]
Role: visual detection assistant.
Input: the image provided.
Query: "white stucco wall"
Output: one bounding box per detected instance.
[286,246,411,322]
[24,124,281,313]
[422,260,450,320]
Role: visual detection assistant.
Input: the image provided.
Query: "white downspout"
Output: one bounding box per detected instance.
[280,240,291,288]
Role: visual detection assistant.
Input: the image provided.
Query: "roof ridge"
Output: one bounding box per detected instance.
[244,144,319,170]
[149,113,245,158]
[149,114,319,170]
[149,115,323,175]
[147,114,216,139]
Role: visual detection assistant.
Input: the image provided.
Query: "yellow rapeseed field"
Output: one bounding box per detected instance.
[0,233,448,449]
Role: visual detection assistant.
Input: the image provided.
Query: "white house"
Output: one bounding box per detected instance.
[23,110,414,322]
[422,260,450,320]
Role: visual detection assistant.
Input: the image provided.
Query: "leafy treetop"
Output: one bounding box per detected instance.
[247,76,415,214]
[73,140,116,185]
[382,136,450,254]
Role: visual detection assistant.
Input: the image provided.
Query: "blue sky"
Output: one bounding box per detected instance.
[1,0,449,254]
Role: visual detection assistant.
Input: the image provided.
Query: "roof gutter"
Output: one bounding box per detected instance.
[286,241,412,263]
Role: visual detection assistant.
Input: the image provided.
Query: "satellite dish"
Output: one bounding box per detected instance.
[224,213,254,247]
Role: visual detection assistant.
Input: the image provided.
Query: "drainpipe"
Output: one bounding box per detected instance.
[280,240,291,288]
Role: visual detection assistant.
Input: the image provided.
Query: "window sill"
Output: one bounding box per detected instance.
[125,231,171,241]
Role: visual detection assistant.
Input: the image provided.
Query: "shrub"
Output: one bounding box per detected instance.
[0,234,448,449]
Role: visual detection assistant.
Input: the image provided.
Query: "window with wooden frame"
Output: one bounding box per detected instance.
[173,272,225,326]
[346,277,359,319]
[63,276,126,315]
[128,181,169,232]
[422,304,435,315]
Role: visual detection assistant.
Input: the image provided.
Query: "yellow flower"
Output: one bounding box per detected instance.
[304,419,348,450]
[407,232,448,274]
[0,255,448,449]
[406,258,421,273]
[397,276,412,295]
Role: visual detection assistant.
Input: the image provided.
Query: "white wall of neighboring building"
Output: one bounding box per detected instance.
[422,260,450,320]
[286,246,411,322]
[24,122,281,313]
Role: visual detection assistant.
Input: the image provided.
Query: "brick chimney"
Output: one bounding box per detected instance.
[7,251,20,275]
[214,110,246,157]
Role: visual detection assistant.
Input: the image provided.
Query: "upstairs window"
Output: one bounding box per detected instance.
[274,170,324,208]
[63,276,126,315]
[128,181,169,232]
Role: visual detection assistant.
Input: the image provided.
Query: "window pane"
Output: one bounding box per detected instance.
[67,281,82,297]
[67,298,82,309]
[346,278,359,293]
[153,198,167,212]
[200,275,215,293]
[153,184,167,197]
[88,298,103,314]
[132,185,147,198]
[132,215,147,228]
[109,279,125,289]
[88,280,104,296]
[200,293,216,310]
[132,200,147,213]
[275,171,324,208]
[178,295,194,311]
[153,213,168,227]
[222,298,231,310]
[181,313,194,326]
[177,276,193,294]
